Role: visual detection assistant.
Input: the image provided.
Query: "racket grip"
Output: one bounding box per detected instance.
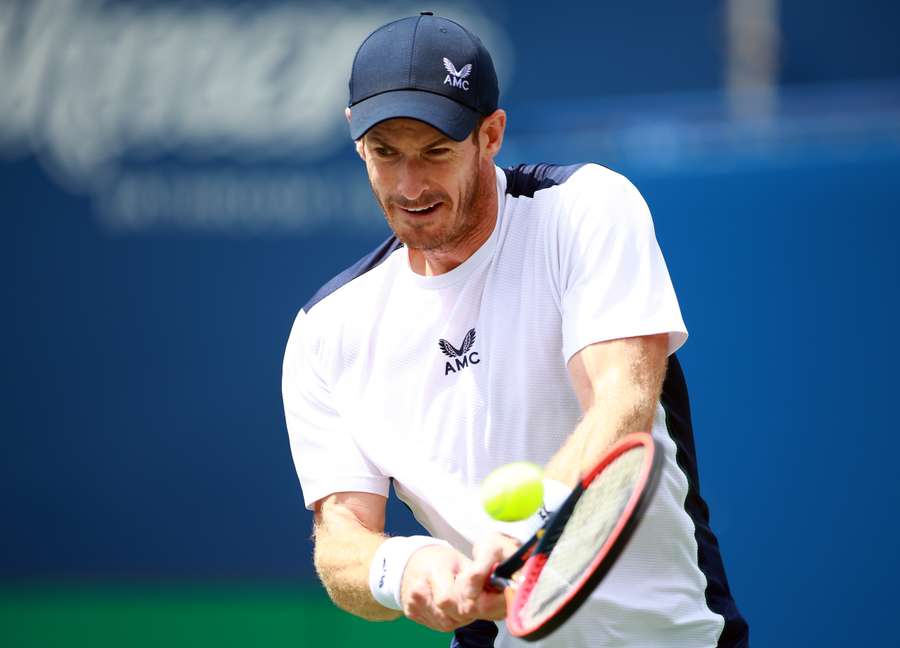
[485,562,510,592]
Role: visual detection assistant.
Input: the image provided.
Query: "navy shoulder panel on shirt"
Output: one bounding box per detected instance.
[303,235,403,313]
[503,163,586,198]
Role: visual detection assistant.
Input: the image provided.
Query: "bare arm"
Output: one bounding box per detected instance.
[314,491,495,631]
[545,333,669,485]
[313,491,401,621]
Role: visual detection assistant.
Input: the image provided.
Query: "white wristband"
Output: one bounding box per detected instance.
[491,479,571,543]
[368,535,450,611]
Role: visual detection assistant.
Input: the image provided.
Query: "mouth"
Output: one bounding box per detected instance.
[397,201,443,216]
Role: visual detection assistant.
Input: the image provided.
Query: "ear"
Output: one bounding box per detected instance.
[477,109,506,161]
[346,107,366,161]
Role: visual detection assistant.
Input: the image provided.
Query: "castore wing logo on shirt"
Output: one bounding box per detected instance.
[438,328,480,375]
[442,57,472,91]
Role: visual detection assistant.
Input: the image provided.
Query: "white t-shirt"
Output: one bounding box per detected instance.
[283,163,740,647]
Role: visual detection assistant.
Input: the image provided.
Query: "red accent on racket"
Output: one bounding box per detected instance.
[486,432,664,641]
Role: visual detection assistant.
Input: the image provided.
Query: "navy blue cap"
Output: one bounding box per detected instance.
[348,13,499,141]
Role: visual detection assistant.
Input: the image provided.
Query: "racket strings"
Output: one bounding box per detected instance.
[519,447,646,626]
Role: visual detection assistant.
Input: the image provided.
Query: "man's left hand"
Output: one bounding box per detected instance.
[454,532,520,620]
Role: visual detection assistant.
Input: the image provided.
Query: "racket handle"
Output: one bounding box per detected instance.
[486,562,510,592]
[485,534,536,592]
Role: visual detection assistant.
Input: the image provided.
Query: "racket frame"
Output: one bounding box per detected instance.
[493,432,664,641]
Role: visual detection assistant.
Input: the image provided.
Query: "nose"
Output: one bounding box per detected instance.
[396,158,428,202]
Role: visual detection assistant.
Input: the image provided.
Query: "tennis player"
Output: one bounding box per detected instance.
[282,12,748,647]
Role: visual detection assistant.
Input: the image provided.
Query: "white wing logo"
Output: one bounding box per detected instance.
[443,57,472,79]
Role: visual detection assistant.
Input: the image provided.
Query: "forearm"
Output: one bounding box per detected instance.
[544,388,658,486]
[313,503,401,621]
[545,336,668,485]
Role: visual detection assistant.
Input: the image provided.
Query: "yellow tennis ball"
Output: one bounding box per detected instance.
[481,462,544,522]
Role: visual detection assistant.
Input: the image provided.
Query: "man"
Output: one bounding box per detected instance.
[282,12,748,647]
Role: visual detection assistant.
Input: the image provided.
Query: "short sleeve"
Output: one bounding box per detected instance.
[556,166,688,362]
[282,309,390,509]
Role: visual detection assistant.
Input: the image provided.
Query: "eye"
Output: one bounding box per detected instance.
[427,147,451,156]
[373,146,395,157]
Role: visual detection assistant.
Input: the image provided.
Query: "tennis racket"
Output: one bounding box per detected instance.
[486,431,663,641]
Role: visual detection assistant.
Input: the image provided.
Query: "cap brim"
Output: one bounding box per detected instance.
[349,90,480,142]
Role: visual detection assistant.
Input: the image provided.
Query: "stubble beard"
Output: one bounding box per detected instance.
[371,160,487,253]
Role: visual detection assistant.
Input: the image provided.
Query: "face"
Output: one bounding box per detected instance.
[357,118,493,252]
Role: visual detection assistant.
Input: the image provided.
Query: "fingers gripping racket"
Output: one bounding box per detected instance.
[486,432,664,642]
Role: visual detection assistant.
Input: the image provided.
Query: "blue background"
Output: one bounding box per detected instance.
[3,1,900,646]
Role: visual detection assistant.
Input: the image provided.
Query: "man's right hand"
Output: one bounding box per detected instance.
[455,532,519,621]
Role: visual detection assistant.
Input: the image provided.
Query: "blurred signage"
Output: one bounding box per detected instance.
[0,0,512,234]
